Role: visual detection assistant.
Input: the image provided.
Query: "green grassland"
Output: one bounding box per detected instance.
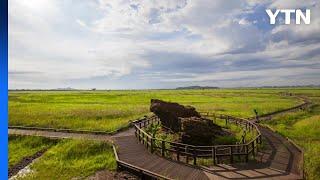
[9,136,116,180]
[261,89,320,180]
[8,135,58,169]
[24,139,116,180]
[9,89,302,132]
[9,88,320,179]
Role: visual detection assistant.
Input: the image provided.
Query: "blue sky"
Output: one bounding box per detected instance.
[9,0,320,89]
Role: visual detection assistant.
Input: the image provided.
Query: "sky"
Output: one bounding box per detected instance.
[9,0,320,89]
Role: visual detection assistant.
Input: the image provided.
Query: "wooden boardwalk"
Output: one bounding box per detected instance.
[9,125,303,179]
[113,126,302,180]
[114,135,210,179]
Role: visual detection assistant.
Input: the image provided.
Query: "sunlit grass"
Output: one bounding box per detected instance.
[8,135,58,169]
[261,91,320,180]
[20,139,116,180]
[9,89,301,132]
[9,88,320,179]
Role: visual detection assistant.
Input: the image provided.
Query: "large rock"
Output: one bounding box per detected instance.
[180,117,224,145]
[150,99,201,132]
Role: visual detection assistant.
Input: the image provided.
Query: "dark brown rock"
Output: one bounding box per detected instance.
[180,117,224,145]
[150,99,201,132]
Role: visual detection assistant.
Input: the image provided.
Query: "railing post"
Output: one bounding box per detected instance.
[142,133,145,145]
[134,126,137,137]
[146,136,149,149]
[242,134,245,144]
[245,144,249,163]
[230,146,234,164]
[212,147,216,165]
[177,148,180,162]
[176,144,180,162]
[161,141,165,157]
[138,130,141,142]
[193,148,197,165]
[150,138,154,153]
[251,141,255,156]
[258,135,262,144]
[186,146,189,163]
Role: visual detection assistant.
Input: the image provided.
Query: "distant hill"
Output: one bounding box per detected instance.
[259,85,320,88]
[54,87,77,91]
[9,87,79,91]
[176,86,219,90]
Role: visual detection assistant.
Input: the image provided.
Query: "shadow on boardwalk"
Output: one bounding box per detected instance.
[201,125,302,179]
[112,125,302,180]
[8,124,303,180]
[8,125,303,179]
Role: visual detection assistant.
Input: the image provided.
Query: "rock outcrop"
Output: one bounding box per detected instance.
[150,99,225,145]
[180,117,224,145]
[150,99,201,132]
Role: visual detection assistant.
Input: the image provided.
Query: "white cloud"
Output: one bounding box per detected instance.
[76,19,87,28]
[9,0,150,88]
[269,0,316,9]
[161,67,319,83]
[239,18,251,25]
[8,0,320,89]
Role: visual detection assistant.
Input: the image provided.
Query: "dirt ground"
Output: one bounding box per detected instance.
[88,170,138,180]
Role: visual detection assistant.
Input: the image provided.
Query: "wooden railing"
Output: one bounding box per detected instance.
[133,113,262,166]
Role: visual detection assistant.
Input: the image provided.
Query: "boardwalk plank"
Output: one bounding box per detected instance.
[9,118,303,179]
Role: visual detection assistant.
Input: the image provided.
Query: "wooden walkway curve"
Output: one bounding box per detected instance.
[9,125,303,179]
[112,125,302,179]
[9,126,303,179]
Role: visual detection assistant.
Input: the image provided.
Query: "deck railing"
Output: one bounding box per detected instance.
[132,113,262,166]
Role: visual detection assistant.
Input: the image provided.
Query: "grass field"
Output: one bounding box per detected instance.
[261,89,320,180]
[8,135,58,169]
[9,137,116,180]
[9,88,320,179]
[24,139,116,180]
[9,89,301,132]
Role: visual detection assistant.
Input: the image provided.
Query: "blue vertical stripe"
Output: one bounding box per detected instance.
[0,0,8,178]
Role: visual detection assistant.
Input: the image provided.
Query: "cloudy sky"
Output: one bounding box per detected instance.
[9,0,320,89]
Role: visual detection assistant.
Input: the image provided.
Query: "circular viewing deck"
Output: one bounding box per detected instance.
[133,112,262,167]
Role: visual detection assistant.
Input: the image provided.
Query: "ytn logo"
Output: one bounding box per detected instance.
[266,9,310,24]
